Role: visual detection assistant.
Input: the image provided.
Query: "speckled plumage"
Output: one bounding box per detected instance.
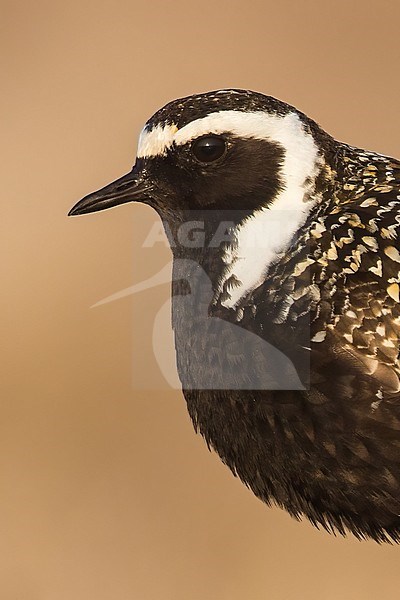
[184,142,400,543]
[70,90,400,542]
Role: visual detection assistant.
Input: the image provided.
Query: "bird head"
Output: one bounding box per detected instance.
[69,89,335,307]
[69,88,334,214]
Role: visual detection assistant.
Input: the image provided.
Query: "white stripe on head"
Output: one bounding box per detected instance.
[137,123,178,158]
[138,110,313,158]
[137,109,323,308]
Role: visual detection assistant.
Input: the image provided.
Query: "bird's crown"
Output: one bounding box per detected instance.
[137,88,331,160]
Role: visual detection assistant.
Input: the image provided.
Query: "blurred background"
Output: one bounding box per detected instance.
[2,1,400,598]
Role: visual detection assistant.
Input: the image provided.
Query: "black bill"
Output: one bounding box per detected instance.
[68,169,153,216]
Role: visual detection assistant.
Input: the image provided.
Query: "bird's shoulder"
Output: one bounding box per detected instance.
[309,147,400,405]
[243,145,400,400]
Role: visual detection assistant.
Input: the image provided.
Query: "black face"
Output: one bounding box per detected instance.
[143,133,285,218]
[69,125,286,235]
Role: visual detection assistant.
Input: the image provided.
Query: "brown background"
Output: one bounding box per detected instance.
[2,1,400,598]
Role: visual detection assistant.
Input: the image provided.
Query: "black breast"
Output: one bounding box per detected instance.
[170,145,400,543]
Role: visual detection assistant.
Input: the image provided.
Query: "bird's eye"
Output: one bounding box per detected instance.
[191,136,226,163]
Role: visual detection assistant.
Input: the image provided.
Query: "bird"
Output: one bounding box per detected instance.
[69,89,400,543]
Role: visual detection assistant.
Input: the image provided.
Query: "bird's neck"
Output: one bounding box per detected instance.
[161,210,246,292]
[159,160,338,310]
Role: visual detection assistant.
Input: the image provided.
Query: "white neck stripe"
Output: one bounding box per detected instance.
[137,109,323,308]
[219,131,321,306]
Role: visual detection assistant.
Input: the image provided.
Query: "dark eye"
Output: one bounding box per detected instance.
[191,136,226,163]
